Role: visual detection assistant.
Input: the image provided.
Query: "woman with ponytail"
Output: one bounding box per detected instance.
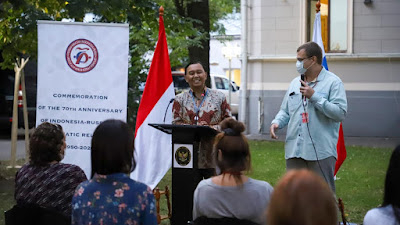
[192,118,273,225]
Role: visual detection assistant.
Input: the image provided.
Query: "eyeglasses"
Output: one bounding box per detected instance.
[297,57,312,62]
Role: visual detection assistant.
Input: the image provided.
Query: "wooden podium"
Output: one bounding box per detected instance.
[149,124,218,225]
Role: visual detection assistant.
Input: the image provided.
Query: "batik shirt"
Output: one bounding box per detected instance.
[71,173,157,225]
[15,162,87,217]
[172,88,232,128]
[172,88,232,168]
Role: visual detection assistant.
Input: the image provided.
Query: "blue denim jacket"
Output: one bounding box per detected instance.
[272,68,347,160]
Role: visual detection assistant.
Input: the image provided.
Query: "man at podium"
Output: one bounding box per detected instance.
[172,62,232,179]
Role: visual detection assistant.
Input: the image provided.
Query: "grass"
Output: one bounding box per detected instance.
[248,141,392,224]
[0,141,393,225]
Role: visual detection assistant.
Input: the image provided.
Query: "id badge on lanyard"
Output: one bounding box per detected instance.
[301,112,309,123]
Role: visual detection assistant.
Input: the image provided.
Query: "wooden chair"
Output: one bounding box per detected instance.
[338,198,350,225]
[153,185,172,224]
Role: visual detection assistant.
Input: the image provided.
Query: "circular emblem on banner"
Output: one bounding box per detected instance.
[66,39,98,73]
[175,146,191,166]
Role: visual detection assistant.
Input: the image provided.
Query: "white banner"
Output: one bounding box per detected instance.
[37,21,129,178]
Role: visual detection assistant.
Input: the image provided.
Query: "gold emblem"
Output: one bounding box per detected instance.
[175,146,191,166]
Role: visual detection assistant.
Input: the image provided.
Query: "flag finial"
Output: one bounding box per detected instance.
[316,1,321,13]
[159,6,164,17]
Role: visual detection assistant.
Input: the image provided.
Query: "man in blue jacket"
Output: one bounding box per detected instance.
[270,41,347,193]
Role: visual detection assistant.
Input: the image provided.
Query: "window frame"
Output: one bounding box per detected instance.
[302,0,353,54]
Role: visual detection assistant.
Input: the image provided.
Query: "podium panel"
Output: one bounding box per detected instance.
[149,124,217,225]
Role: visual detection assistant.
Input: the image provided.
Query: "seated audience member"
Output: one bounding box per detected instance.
[363,145,400,225]
[71,119,157,225]
[14,122,87,217]
[192,118,274,225]
[267,169,337,225]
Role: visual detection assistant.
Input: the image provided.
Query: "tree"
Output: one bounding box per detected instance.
[0,0,239,127]
[0,0,203,127]
[173,0,239,87]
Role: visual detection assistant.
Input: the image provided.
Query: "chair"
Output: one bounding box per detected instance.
[338,198,352,225]
[153,186,172,224]
[4,204,70,225]
[190,216,259,225]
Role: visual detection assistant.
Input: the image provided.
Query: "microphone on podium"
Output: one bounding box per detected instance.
[163,98,175,123]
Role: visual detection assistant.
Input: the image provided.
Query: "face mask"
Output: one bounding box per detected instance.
[296,60,307,74]
[296,59,315,74]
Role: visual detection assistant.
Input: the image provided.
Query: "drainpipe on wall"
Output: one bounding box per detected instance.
[258,96,264,134]
[239,0,248,128]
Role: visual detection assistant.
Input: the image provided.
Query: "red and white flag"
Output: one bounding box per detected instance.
[131,8,175,189]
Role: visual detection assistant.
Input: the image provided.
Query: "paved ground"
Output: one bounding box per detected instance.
[0,128,33,162]
[0,139,28,162]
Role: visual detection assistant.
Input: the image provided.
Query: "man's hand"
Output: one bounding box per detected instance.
[198,121,208,126]
[300,80,315,99]
[270,123,279,139]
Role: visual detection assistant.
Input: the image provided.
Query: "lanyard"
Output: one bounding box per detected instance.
[190,89,208,124]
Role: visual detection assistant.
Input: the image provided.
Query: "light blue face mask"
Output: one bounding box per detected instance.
[296,60,307,74]
[296,58,314,74]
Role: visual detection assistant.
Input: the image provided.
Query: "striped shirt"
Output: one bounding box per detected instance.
[15,162,87,216]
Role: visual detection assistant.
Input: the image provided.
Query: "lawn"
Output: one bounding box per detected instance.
[0,141,393,225]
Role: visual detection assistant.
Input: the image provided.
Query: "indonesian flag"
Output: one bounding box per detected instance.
[131,8,175,189]
[312,11,347,176]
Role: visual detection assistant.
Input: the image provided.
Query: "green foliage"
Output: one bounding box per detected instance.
[0,0,70,69]
[209,0,240,34]
[0,0,239,128]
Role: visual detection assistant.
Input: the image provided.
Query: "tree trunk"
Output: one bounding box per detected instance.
[187,0,211,88]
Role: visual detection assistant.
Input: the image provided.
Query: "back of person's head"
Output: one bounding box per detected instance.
[267,169,337,225]
[30,122,65,166]
[214,118,251,184]
[383,145,400,220]
[297,42,322,65]
[91,119,135,178]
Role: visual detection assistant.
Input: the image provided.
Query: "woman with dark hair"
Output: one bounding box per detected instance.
[363,145,400,225]
[71,119,157,225]
[14,122,87,217]
[192,118,273,225]
[266,169,337,225]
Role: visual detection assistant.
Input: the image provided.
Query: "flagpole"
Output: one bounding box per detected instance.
[312,0,347,177]
[159,5,164,17]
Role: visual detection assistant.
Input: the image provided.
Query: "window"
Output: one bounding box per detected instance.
[308,0,348,53]
[215,77,229,90]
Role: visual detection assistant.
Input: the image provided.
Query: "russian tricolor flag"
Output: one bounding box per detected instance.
[312,11,347,176]
[131,7,175,189]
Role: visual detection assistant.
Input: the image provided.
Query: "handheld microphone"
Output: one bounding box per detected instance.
[301,74,305,86]
[163,98,175,123]
[301,74,306,99]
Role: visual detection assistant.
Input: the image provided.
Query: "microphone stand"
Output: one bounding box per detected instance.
[163,98,175,123]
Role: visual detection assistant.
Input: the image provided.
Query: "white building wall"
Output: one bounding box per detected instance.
[354,0,400,53]
[209,36,241,77]
[244,0,400,137]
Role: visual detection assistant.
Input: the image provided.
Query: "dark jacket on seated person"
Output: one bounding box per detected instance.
[192,216,259,225]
